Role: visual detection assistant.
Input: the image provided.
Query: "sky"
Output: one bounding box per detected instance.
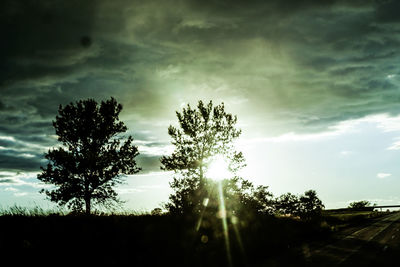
[1,0,400,211]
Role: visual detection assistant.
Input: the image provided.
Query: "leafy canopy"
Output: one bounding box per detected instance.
[38,97,140,213]
[348,200,372,210]
[275,190,324,220]
[161,100,245,214]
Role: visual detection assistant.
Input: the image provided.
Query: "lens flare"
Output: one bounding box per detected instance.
[206,155,231,181]
[218,182,232,267]
[201,154,235,266]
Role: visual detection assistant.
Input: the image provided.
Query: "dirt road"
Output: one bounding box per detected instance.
[309,212,400,266]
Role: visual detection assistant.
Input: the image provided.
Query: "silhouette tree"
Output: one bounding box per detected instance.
[38,98,140,214]
[274,192,300,216]
[227,177,275,216]
[191,177,274,226]
[160,100,245,214]
[250,184,275,214]
[299,190,324,220]
[348,200,371,210]
[275,190,324,219]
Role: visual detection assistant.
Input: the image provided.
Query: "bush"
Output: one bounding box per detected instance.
[347,200,373,210]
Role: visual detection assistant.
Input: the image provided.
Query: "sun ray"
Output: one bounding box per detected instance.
[196,188,213,232]
[202,154,234,266]
[206,155,231,181]
[218,181,232,267]
[231,216,247,265]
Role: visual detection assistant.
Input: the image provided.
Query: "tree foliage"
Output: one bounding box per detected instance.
[198,177,275,221]
[275,190,324,220]
[160,100,245,214]
[348,200,371,210]
[38,98,140,214]
[226,177,275,216]
[275,192,300,216]
[299,190,325,220]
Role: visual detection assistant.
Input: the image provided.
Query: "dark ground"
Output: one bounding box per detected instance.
[0,212,397,266]
[308,212,400,267]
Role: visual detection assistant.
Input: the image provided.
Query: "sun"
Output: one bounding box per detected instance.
[205,155,231,181]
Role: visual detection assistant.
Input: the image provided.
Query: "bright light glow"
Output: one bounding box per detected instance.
[205,155,231,181]
[203,197,209,206]
[377,173,392,179]
[218,181,232,266]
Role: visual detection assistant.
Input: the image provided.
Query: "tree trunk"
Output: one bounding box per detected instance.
[199,164,204,185]
[85,198,91,215]
[84,176,91,215]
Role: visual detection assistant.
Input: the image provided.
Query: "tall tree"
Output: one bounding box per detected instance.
[274,190,325,220]
[160,100,245,214]
[299,190,324,220]
[347,200,371,210]
[38,97,140,214]
[274,192,301,216]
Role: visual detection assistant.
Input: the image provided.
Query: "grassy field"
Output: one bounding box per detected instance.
[0,207,391,266]
[322,209,390,232]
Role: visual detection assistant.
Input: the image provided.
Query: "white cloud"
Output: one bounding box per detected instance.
[19,153,36,158]
[157,64,181,78]
[117,184,165,195]
[14,192,28,197]
[340,150,353,156]
[4,187,18,192]
[2,186,29,197]
[238,113,400,147]
[137,185,164,189]
[377,173,392,179]
[372,115,400,133]
[128,171,172,178]
[0,136,16,142]
[387,141,400,150]
[238,119,361,145]
[134,140,174,156]
[116,188,144,194]
[0,171,49,189]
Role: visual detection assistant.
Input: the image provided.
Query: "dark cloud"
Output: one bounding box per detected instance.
[375,0,400,23]
[0,178,14,184]
[0,101,6,111]
[0,149,43,172]
[0,139,18,149]
[1,0,400,174]
[0,0,98,86]
[136,155,162,174]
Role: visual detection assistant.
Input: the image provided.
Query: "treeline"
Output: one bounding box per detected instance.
[2,97,338,266]
[36,97,325,221]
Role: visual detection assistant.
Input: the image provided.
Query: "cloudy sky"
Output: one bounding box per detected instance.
[2,0,400,211]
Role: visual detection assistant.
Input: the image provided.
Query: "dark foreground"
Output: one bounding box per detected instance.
[0,212,398,266]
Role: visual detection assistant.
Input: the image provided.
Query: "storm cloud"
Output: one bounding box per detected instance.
[1,0,400,176]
